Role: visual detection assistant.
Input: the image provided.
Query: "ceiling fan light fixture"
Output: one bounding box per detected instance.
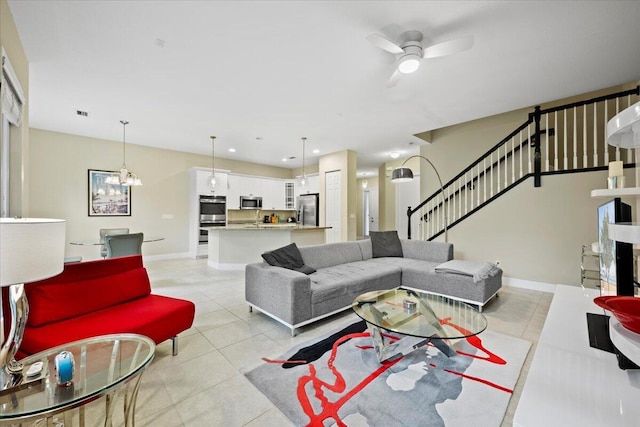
[398,54,421,74]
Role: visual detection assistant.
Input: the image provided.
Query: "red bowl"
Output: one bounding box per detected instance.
[594,296,640,334]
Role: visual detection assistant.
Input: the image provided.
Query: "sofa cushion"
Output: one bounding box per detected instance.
[400,240,453,263]
[309,261,401,317]
[25,256,151,327]
[299,242,364,270]
[400,260,502,304]
[262,243,316,274]
[19,294,196,356]
[370,231,403,258]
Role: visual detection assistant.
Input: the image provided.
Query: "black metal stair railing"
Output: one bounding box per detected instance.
[407,85,640,241]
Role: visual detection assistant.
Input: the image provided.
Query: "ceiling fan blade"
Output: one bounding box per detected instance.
[367,33,404,55]
[423,35,474,59]
[386,70,401,88]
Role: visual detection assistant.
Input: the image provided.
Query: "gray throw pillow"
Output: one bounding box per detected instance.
[261,243,316,275]
[370,230,404,258]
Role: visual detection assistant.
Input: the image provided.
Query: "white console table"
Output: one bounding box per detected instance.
[514,285,640,426]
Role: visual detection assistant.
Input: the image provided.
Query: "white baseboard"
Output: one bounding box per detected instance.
[207,260,246,270]
[144,252,190,261]
[504,276,557,293]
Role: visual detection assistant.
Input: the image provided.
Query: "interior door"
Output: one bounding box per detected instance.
[363,187,379,237]
[368,187,379,233]
[325,170,341,243]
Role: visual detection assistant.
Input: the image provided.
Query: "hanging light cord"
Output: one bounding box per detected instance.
[121,120,129,168]
[301,137,307,179]
[210,136,216,171]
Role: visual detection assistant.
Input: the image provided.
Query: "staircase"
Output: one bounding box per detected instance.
[409,86,640,241]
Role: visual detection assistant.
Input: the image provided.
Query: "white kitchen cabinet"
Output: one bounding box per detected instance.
[262,178,285,210]
[227,174,267,207]
[196,170,228,196]
[227,174,241,209]
[297,175,319,196]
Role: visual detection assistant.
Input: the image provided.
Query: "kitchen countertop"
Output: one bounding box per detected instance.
[201,224,330,230]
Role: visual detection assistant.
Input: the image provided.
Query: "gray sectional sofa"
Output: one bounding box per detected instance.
[245,238,502,335]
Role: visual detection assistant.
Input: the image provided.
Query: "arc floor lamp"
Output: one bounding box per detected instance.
[391,155,448,242]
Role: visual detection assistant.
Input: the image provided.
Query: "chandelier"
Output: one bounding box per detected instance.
[106,120,142,186]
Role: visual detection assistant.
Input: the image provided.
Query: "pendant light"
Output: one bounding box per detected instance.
[209,136,216,191]
[299,137,307,188]
[107,120,142,186]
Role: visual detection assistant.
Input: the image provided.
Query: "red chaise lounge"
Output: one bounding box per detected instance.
[18,255,195,359]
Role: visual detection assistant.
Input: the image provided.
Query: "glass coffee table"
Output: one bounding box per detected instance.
[352,288,487,362]
[0,334,155,426]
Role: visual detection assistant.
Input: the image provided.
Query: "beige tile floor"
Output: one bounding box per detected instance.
[74,257,554,426]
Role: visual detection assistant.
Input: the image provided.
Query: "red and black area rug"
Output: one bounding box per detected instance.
[244,319,530,426]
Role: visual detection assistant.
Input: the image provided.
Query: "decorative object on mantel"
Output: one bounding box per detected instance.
[608,160,625,189]
[0,218,66,392]
[298,137,308,188]
[391,154,448,242]
[106,120,142,186]
[245,318,530,427]
[209,136,217,191]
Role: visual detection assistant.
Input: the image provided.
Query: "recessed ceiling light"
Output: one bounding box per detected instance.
[313,149,319,154]
[282,158,287,162]
[390,152,400,159]
[228,148,236,153]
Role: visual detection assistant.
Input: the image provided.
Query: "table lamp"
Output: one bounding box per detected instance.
[0,218,65,386]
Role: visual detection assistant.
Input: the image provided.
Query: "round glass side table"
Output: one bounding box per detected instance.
[0,334,155,426]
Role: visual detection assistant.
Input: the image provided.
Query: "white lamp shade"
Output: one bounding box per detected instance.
[608,160,624,177]
[0,218,66,286]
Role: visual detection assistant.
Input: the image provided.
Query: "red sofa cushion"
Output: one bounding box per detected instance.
[25,256,151,327]
[19,294,195,357]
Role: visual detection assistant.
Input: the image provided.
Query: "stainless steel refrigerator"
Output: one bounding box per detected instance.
[297,193,319,226]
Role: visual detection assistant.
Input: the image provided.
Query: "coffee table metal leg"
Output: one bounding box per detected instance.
[367,323,456,362]
[103,392,116,427]
[428,336,457,357]
[124,374,145,427]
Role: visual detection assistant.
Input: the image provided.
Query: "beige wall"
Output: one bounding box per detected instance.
[421,82,640,284]
[29,128,296,260]
[1,0,30,216]
[318,150,357,241]
[445,169,635,285]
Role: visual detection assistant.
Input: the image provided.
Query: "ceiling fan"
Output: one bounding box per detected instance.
[366,30,474,87]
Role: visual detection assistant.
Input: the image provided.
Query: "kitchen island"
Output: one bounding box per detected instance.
[203,224,331,270]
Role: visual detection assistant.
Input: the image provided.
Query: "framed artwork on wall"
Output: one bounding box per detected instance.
[88,169,131,216]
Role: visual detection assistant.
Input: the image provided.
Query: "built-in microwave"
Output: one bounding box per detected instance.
[240,196,262,209]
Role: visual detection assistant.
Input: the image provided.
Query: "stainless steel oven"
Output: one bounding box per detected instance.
[199,195,226,243]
